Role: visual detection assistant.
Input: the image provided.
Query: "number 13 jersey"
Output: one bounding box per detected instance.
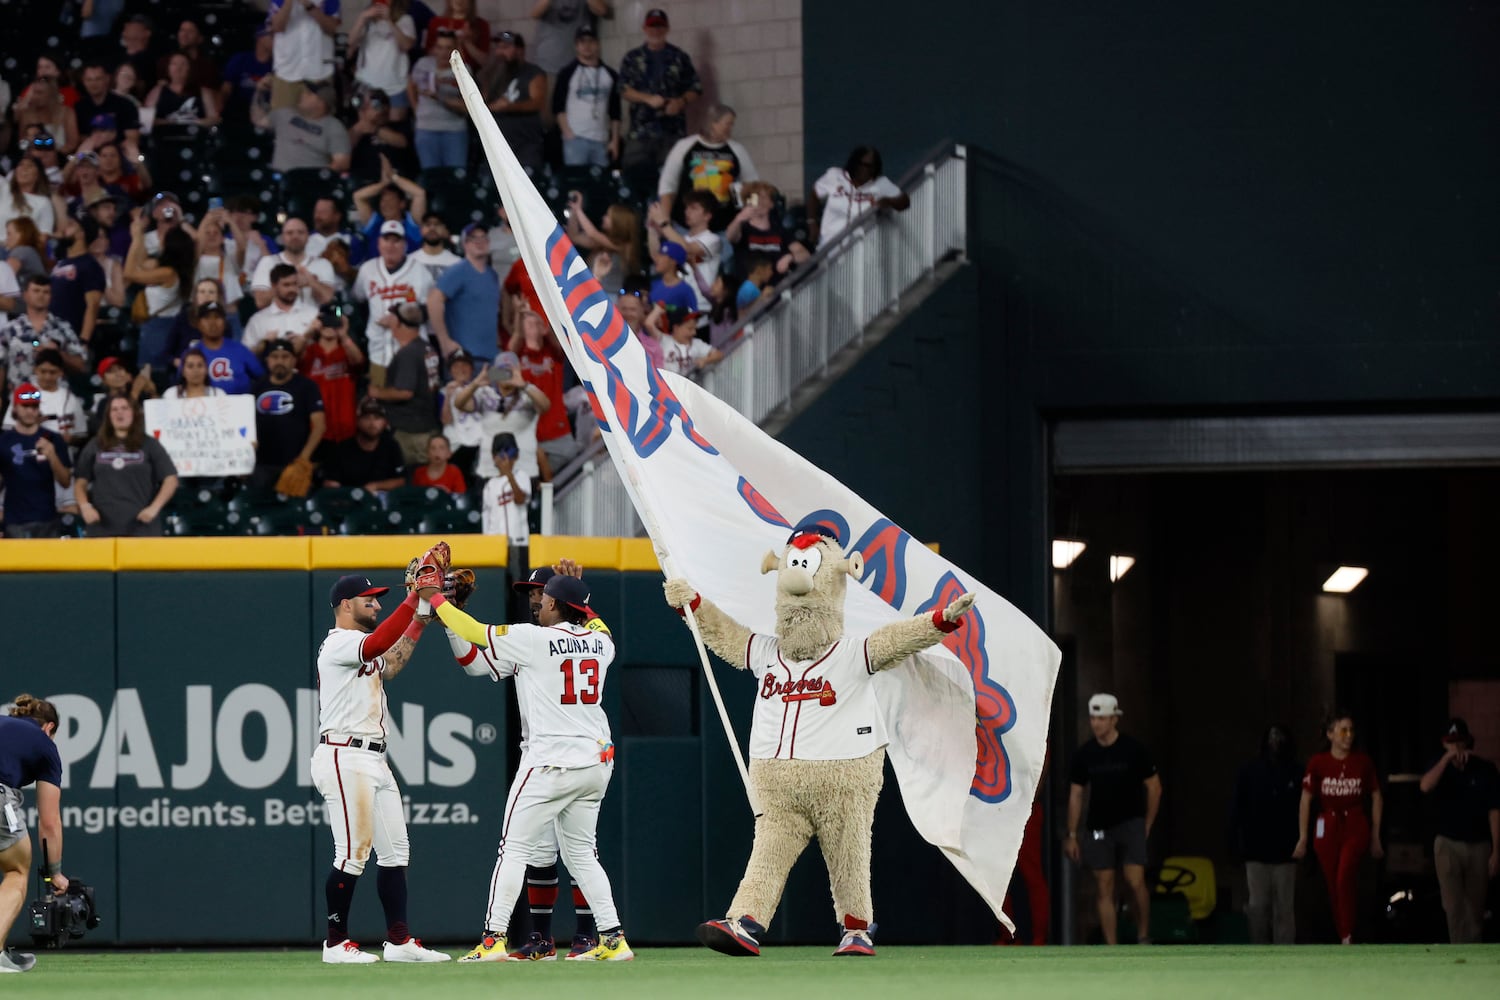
[473,622,616,768]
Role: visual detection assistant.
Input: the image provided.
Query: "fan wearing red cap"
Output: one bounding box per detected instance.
[420,558,634,961]
[618,6,702,170]
[311,564,451,965]
[661,522,976,958]
[0,383,73,537]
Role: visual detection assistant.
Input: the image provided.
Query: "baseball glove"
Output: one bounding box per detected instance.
[274,457,315,498]
[446,568,477,609]
[411,541,451,593]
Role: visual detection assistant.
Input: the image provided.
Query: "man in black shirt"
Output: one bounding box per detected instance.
[322,398,407,493]
[1418,718,1500,944]
[74,60,143,147]
[1229,724,1302,944]
[1064,693,1162,945]
[249,339,325,492]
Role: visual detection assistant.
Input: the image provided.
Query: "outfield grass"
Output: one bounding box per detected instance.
[4,944,1496,999]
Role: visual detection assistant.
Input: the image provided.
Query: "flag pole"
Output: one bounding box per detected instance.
[450,53,761,816]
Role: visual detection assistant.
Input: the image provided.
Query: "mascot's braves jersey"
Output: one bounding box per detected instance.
[472,622,615,768]
[743,634,886,762]
[316,628,390,739]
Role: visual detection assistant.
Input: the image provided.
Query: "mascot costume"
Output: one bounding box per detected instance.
[664,524,975,956]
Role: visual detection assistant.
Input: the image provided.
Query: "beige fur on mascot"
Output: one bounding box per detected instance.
[663,524,974,957]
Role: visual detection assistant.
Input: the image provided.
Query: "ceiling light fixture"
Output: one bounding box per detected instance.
[1322,566,1368,593]
[1109,555,1136,582]
[1052,540,1086,570]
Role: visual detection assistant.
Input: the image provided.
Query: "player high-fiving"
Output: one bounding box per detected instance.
[413,555,634,963]
[311,545,453,965]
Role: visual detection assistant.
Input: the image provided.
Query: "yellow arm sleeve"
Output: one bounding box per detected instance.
[435,597,493,647]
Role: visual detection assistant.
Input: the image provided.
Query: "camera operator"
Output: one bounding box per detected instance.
[0,694,67,974]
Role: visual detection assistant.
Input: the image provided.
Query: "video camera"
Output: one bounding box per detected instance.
[28,881,100,948]
[26,841,100,948]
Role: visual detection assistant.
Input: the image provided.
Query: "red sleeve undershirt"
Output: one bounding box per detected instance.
[360,591,419,660]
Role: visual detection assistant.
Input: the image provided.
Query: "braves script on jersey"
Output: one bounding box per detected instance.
[1302,751,1379,814]
[469,623,615,768]
[316,628,390,738]
[743,634,885,762]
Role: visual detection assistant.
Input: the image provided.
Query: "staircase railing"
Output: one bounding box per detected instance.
[545,143,969,538]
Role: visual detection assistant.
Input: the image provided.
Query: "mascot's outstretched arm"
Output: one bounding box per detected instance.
[664,578,754,668]
[867,591,975,671]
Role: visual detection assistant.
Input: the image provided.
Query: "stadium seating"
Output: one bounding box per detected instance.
[384,485,456,518]
[417,508,484,534]
[280,167,348,223]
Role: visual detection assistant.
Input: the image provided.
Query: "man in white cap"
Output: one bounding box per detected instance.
[1063,693,1161,944]
[352,219,434,380]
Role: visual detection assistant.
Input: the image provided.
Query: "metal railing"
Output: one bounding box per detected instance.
[544,143,969,538]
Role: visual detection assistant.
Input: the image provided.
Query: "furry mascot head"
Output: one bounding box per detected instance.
[761,527,865,661]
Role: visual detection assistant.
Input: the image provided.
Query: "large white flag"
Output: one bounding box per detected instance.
[453,54,1061,930]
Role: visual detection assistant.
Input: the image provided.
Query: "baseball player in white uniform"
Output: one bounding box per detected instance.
[313,571,451,965]
[415,568,633,962]
[438,563,608,960]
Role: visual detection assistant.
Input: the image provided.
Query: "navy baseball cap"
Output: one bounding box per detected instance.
[512,566,556,593]
[657,240,687,267]
[330,574,390,606]
[543,574,592,613]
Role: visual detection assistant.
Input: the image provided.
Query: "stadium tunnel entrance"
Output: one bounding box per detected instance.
[1045,412,1500,944]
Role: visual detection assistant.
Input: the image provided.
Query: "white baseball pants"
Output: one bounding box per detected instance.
[311,743,410,875]
[482,760,619,933]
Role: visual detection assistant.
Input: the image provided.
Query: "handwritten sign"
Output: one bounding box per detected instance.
[144,395,258,476]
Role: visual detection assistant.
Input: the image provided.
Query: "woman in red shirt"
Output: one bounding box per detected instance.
[1293,712,1384,943]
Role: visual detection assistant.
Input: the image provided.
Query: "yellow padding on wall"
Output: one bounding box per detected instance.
[530,536,620,570]
[309,535,511,569]
[0,538,117,571]
[0,534,783,573]
[116,537,312,570]
[619,538,662,571]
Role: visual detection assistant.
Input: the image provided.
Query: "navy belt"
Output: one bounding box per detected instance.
[320,735,386,753]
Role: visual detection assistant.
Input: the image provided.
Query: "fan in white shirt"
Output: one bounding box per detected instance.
[811,146,909,246]
[243,263,320,355]
[249,217,336,309]
[415,214,463,283]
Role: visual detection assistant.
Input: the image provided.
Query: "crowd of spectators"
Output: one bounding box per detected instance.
[0,1,911,539]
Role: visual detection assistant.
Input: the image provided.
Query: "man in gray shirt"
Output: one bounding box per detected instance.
[257,80,351,173]
[368,302,439,467]
[529,0,610,75]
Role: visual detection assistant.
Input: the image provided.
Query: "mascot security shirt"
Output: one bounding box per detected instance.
[744,635,886,761]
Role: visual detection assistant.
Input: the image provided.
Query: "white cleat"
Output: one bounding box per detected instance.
[323,939,379,964]
[0,948,36,973]
[384,938,452,963]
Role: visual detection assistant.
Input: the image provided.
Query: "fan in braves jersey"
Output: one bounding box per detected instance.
[313,569,452,965]
[415,563,635,962]
[440,561,611,960]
